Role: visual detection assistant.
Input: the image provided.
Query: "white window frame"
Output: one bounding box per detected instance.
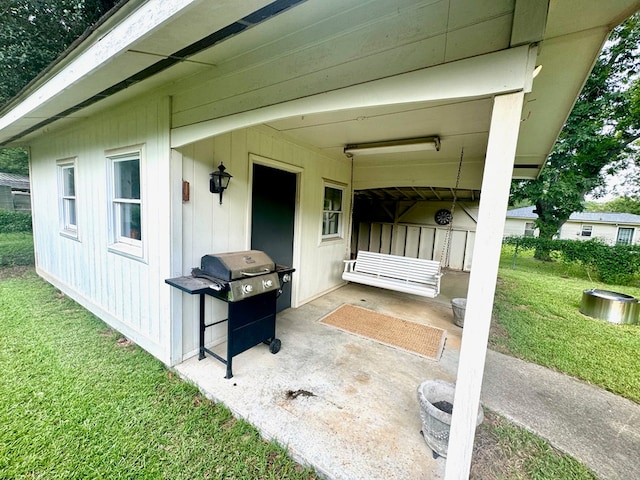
[524,222,536,237]
[57,158,78,239]
[580,225,593,237]
[107,146,144,259]
[616,227,634,245]
[322,182,345,241]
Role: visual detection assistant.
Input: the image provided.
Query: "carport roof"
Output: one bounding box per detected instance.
[355,186,480,203]
[0,172,30,191]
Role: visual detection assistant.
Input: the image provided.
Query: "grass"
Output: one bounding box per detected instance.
[0,270,318,480]
[494,246,640,404]
[0,232,34,266]
[471,410,596,480]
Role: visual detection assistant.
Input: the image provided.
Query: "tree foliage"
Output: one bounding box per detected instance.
[0,148,29,175]
[0,0,119,175]
[0,0,119,109]
[586,196,640,215]
[510,13,640,259]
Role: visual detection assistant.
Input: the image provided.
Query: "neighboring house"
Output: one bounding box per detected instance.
[1,1,638,477]
[505,206,640,245]
[0,172,31,212]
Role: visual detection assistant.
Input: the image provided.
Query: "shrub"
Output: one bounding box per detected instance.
[0,210,32,233]
[503,236,640,286]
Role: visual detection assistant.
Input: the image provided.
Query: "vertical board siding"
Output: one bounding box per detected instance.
[391,225,407,256]
[357,222,371,253]
[358,222,473,271]
[179,125,352,359]
[405,226,421,258]
[29,95,172,364]
[419,227,436,260]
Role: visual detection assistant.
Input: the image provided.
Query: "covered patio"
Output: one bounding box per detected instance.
[2,1,639,478]
[175,271,469,480]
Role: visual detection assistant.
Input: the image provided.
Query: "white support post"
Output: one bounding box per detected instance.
[444,91,525,480]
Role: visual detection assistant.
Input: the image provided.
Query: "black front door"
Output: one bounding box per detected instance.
[251,164,296,312]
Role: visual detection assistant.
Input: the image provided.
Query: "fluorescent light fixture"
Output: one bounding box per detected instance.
[344,136,441,156]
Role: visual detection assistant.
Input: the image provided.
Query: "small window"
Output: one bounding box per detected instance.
[322,183,344,240]
[107,147,143,257]
[524,222,536,237]
[617,227,634,245]
[57,159,78,237]
[581,225,593,237]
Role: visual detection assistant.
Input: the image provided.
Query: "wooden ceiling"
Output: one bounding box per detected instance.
[354,186,480,203]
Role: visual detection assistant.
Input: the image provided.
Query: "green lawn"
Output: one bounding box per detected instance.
[0,270,317,480]
[0,232,34,266]
[494,246,640,404]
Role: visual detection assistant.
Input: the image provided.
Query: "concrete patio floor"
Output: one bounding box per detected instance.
[174,271,469,480]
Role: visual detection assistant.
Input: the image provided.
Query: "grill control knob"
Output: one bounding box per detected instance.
[242,284,253,294]
[263,279,273,289]
[282,274,291,283]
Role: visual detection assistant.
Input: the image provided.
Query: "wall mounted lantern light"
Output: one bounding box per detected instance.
[209,162,232,204]
[344,136,441,156]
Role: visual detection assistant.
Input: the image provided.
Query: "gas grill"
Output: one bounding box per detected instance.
[193,250,283,302]
[165,250,294,378]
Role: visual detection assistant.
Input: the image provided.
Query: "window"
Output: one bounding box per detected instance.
[57,159,77,237]
[108,148,143,256]
[580,225,593,237]
[617,227,634,245]
[322,183,344,239]
[524,222,536,237]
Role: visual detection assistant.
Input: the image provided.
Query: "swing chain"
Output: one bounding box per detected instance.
[441,148,464,268]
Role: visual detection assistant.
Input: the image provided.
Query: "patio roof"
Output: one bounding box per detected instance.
[1,0,638,184]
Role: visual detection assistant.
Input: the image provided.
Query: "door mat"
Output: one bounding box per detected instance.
[320,304,446,361]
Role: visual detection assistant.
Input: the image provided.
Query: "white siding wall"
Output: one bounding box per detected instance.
[355,202,478,271]
[356,222,474,271]
[560,222,623,244]
[503,218,531,237]
[505,218,640,246]
[177,125,351,359]
[29,96,173,363]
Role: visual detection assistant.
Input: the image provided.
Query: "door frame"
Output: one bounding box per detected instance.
[246,153,303,308]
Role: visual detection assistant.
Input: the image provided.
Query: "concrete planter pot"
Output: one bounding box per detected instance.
[417,379,484,458]
[451,298,466,327]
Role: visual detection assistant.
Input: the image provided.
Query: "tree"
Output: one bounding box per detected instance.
[0,148,29,175]
[0,0,119,175]
[586,196,640,215]
[0,0,120,109]
[510,13,640,259]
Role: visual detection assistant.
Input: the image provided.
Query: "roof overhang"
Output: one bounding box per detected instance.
[0,0,638,183]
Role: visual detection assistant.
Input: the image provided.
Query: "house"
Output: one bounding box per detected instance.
[0,172,31,212]
[505,205,640,245]
[1,1,638,478]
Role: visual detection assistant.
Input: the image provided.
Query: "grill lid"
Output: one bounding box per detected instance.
[200,250,275,281]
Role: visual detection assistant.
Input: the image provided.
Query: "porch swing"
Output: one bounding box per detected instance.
[341,150,465,298]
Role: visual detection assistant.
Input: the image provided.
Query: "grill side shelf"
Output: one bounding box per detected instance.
[165,275,217,294]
